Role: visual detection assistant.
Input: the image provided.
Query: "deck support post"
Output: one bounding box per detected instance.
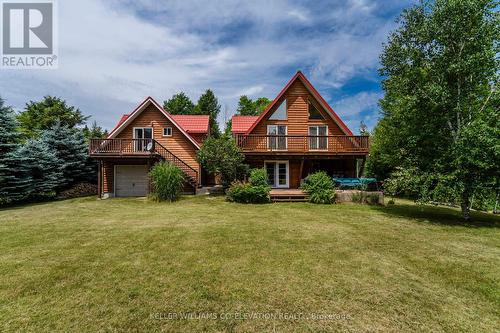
[299,158,305,182]
[97,161,102,198]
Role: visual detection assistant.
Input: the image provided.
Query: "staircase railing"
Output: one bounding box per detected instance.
[152,140,199,186]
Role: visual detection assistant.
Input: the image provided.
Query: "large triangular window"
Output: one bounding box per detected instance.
[269,99,287,120]
[308,102,324,120]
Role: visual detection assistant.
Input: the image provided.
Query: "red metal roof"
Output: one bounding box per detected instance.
[244,71,353,136]
[231,115,259,133]
[171,115,209,133]
[109,114,129,135]
[109,112,209,137]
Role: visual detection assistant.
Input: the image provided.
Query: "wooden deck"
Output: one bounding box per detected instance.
[234,134,369,154]
[270,189,309,202]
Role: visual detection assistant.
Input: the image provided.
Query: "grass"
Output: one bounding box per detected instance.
[0,196,499,332]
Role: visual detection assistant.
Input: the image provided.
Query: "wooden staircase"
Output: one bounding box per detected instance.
[153,141,198,188]
[270,189,309,202]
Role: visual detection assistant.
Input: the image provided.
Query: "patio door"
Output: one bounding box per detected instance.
[267,125,287,150]
[133,127,153,151]
[309,125,328,150]
[265,161,289,188]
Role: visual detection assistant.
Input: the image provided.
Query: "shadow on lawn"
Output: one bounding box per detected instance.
[370,202,500,228]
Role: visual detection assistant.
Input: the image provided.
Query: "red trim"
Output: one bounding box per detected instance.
[299,72,353,135]
[244,71,353,136]
[107,97,201,149]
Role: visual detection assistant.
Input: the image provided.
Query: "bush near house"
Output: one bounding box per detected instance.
[149,161,185,202]
[226,168,271,203]
[197,134,248,187]
[301,171,336,204]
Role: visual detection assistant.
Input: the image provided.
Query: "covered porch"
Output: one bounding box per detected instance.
[246,155,366,189]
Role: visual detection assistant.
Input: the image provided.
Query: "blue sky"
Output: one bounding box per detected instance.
[0,0,414,133]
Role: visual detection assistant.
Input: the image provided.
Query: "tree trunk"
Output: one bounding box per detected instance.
[461,191,471,221]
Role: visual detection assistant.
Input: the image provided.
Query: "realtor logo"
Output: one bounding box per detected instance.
[1,0,58,69]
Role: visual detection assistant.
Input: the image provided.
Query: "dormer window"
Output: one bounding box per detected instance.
[269,99,287,120]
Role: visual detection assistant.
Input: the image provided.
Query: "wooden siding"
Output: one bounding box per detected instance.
[250,80,345,137]
[190,133,208,145]
[115,104,200,172]
[103,161,114,194]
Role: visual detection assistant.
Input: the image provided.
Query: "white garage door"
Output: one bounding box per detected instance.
[115,165,149,197]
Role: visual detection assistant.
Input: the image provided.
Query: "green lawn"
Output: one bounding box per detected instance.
[0,196,499,332]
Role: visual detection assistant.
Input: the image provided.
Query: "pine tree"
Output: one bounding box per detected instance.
[0,98,31,203]
[163,92,195,115]
[18,139,64,198]
[82,120,108,142]
[236,96,255,116]
[195,90,221,137]
[40,122,89,190]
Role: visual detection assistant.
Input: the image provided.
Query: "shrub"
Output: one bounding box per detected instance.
[366,193,381,205]
[301,171,336,204]
[351,192,364,203]
[149,161,184,202]
[249,168,268,187]
[197,134,248,187]
[226,181,270,204]
[388,199,395,205]
[350,192,381,205]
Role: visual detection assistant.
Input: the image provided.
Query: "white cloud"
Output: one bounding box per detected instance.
[334,91,382,117]
[0,0,410,130]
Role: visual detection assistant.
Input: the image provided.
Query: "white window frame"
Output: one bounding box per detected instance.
[264,160,289,188]
[163,127,172,137]
[308,125,328,151]
[267,125,288,151]
[133,127,153,152]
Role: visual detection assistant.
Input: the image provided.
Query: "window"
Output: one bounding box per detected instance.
[269,99,287,120]
[309,125,328,150]
[163,127,172,137]
[308,103,324,120]
[267,125,287,150]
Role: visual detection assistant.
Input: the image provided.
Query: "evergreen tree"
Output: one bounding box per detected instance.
[18,139,63,198]
[163,92,195,115]
[195,89,221,137]
[17,96,88,139]
[40,122,89,190]
[82,120,108,142]
[0,98,31,203]
[236,96,255,116]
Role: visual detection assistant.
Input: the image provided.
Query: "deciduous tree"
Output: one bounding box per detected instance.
[17,96,88,139]
[369,0,499,220]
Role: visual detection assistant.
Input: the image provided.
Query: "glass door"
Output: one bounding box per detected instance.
[134,127,153,151]
[309,125,328,150]
[267,125,287,151]
[265,161,289,188]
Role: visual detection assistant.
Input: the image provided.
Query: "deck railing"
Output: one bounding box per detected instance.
[234,135,369,153]
[89,138,154,155]
[89,138,198,186]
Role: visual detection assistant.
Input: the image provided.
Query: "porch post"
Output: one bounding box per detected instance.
[299,158,305,182]
[97,160,102,198]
